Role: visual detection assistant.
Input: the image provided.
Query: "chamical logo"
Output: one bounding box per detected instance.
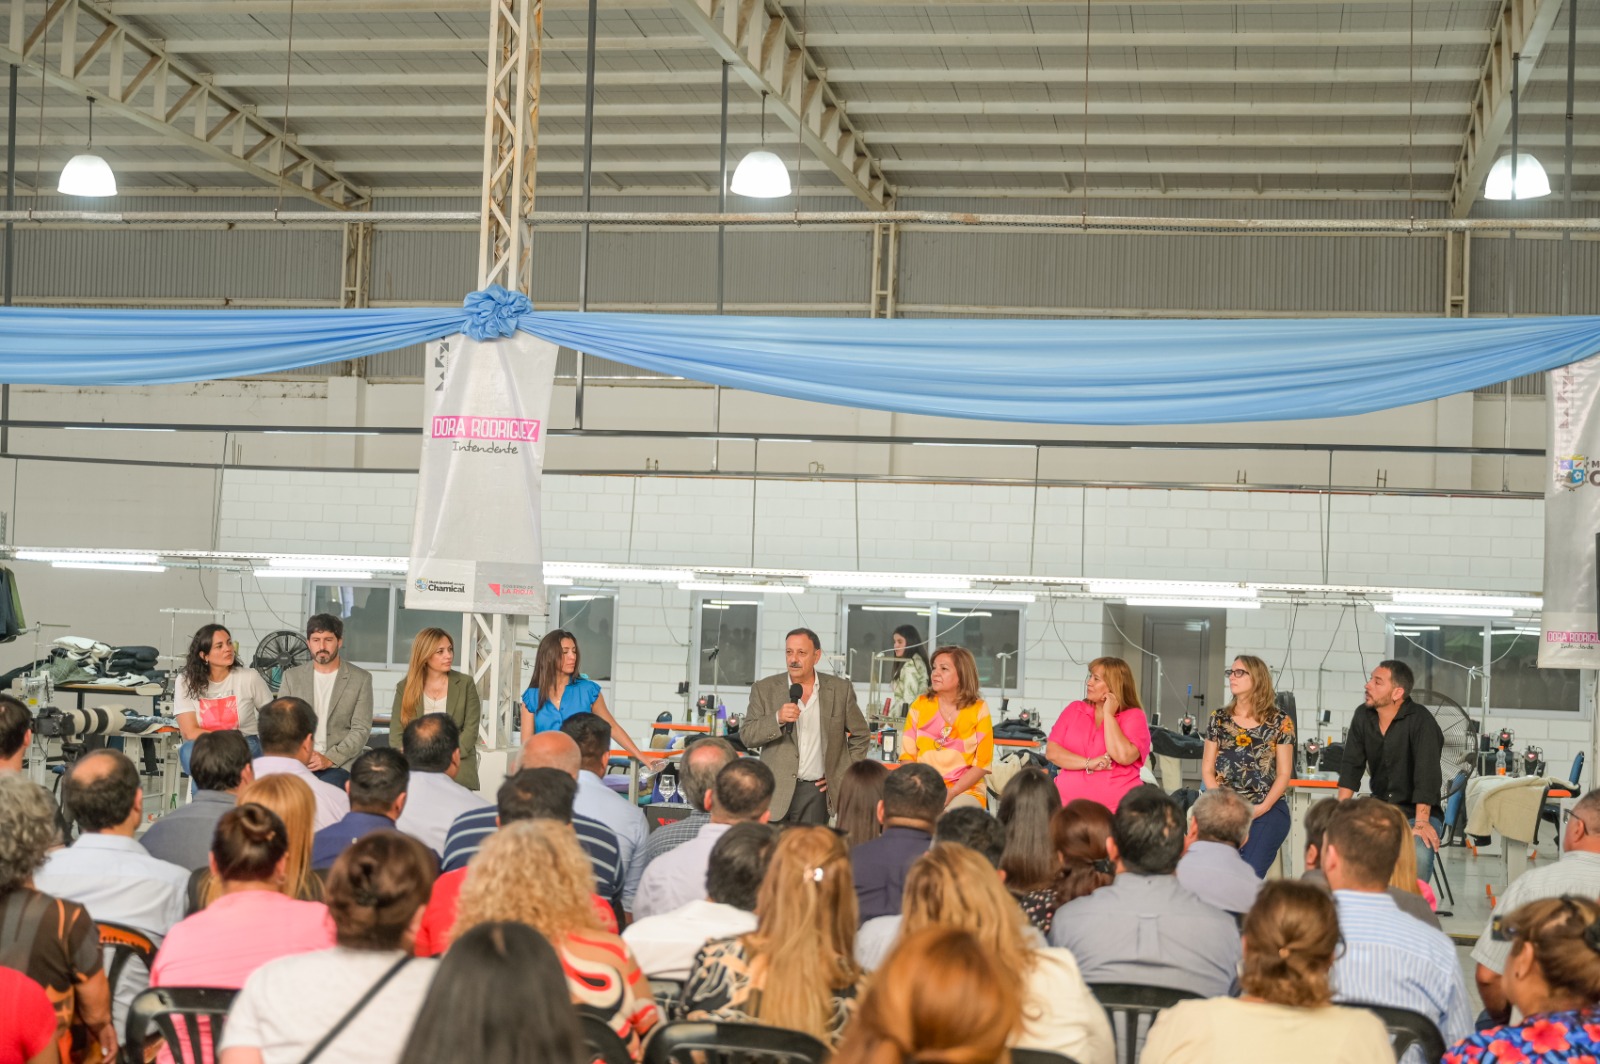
[415,579,427,591]
[1557,455,1600,490]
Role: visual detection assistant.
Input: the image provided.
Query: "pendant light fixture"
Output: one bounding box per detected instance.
[1484,53,1549,201]
[57,97,117,198]
[730,92,790,198]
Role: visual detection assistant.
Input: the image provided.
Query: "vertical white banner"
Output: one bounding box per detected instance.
[1540,356,1600,668]
[406,331,558,614]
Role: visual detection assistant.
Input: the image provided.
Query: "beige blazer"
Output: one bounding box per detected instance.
[279,660,374,769]
[742,670,871,820]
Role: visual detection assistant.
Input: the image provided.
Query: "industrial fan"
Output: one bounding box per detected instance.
[251,630,312,692]
[1411,686,1481,784]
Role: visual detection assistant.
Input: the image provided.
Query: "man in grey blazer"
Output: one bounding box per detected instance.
[279,613,374,787]
[741,627,871,825]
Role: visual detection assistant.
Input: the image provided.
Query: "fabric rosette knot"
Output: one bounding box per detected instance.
[462,285,534,340]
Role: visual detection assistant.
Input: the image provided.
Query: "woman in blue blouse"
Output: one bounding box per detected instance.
[520,629,660,766]
[1445,895,1600,1064]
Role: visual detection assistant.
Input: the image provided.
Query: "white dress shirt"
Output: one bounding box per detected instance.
[575,770,649,911]
[251,755,350,832]
[312,668,337,753]
[632,822,731,921]
[623,899,758,981]
[395,770,491,855]
[796,682,824,781]
[34,833,190,1033]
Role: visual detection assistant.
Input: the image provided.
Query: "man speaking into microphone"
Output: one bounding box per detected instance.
[743,628,871,825]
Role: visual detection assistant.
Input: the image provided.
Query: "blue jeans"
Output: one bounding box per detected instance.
[1240,797,1291,877]
[1415,814,1445,886]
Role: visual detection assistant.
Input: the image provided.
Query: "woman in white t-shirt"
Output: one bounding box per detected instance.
[1141,880,1393,1064]
[218,831,438,1064]
[174,624,273,772]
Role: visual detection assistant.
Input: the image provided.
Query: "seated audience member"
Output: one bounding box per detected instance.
[395,715,489,855]
[1053,797,1116,906]
[633,758,775,920]
[857,805,1011,968]
[34,750,188,1034]
[833,927,1021,1064]
[415,768,619,957]
[637,738,738,874]
[1447,896,1600,1064]
[1301,796,1439,930]
[220,774,324,905]
[1142,880,1393,1064]
[998,767,1065,934]
[250,696,350,832]
[139,731,255,871]
[835,759,890,851]
[1175,788,1263,916]
[150,805,336,1061]
[624,822,774,982]
[896,843,1114,1064]
[1050,784,1240,997]
[0,693,33,774]
[683,826,865,1046]
[1322,797,1470,1052]
[0,966,59,1064]
[218,832,439,1064]
[851,762,945,923]
[1472,791,1600,1025]
[312,748,410,870]
[441,733,623,902]
[397,922,587,1064]
[450,819,659,1049]
[1385,801,1439,911]
[0,774,113,1061]
[563,713,650,915]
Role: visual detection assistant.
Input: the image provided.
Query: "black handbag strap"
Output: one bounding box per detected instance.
[299,955,411,1064]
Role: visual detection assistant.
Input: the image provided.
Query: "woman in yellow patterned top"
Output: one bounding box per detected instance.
[901,646,994,809]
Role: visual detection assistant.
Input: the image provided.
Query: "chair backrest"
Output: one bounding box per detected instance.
[123,986,237,1064]
[641,1021,829,1064]
[649,977,685,1019]
[581,1012,634,1064]
[1345,1002,1446,1064]
[1573,751,1586,788]
[98,921,157,994]
[1088,983,1202,1064]
[1011,1050,1084,1064]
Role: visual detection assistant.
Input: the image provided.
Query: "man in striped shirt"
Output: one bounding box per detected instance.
[1471,789,1600,1025]
[440,733,623,907]
[1325,797,1471,1060]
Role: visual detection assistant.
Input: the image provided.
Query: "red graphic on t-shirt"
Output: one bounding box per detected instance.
[197,695,239,731]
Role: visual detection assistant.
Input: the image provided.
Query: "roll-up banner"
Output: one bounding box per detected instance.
[1540,356,1600,669]
[406,332,558,615]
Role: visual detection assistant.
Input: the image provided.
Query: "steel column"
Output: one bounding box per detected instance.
[477,0,540,291]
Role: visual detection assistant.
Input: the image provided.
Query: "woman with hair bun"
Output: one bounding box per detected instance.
[1051,799,1116,907]
[1445,896,1600,1063]
[832,927,1020,1064]
[1141,881,1392,1064]
[218,832,438,1064]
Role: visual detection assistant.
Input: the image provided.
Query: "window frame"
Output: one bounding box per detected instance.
[548,586,620,685]
[304,578,399,670]
[688,592,765,705]
[1383,616,1593,722]
[838,595,1027,700]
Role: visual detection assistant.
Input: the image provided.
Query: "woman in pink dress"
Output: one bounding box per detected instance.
[1046,657,1152,811]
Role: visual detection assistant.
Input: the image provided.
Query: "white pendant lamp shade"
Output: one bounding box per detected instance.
[57,153,117,197]
[730,150,791,198]
[1484,153,1551,200]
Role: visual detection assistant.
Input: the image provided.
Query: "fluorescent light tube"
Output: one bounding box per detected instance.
[1389,593,1542,610]
[19,551,159,565]
[1089,580,1256,599]
[808,571,972,590]
[1125,597,1263,610]
[544,577,574,586]
[52,562,166,573]
[546,565,692,582]
[904,591,1037,604]
[680,582,805,595]
[255,569,373,580]
[1373,604,1514,618]
[269,556,408,572]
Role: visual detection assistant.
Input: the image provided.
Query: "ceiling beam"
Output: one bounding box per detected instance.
[1449,0,1566,217]
[163,35,709,54]
[2,0,368,209]
[661,0,891,208]
[98,0,1510,12]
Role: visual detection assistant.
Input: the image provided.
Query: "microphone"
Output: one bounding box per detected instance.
[784,681,803,735]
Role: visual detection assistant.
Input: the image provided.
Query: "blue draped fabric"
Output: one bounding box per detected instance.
[3,288,1599,424]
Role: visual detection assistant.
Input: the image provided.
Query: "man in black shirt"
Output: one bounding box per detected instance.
[1336,659,1445,884]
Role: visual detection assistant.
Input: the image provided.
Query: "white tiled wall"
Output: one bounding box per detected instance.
[213,470,1591,776]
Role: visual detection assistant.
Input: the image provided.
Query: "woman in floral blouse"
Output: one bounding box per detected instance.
[1445,895,1600,1064]
[1202,654,1295,877]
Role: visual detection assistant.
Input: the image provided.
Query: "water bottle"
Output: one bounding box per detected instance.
[714,701,727,737]
[1496,748,1506,776]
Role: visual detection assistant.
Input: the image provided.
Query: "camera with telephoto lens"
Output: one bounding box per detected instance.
[31,704,162,738]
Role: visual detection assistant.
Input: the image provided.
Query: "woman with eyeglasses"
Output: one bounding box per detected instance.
[1201,655,1295,877]
[1445,896,1600,1064]
[1045,657,1151,811]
